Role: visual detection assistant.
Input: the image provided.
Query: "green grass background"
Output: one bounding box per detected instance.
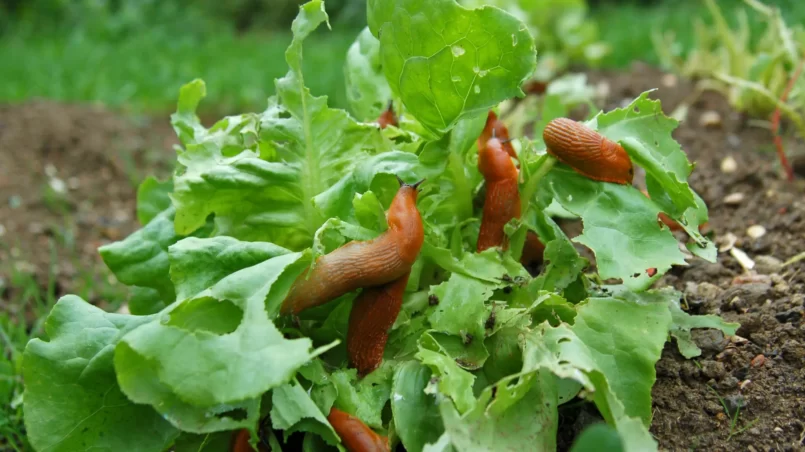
[1,0,803,114]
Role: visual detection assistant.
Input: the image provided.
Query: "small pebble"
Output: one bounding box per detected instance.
[68,177,80,190]
[750,354,766,367]
[774,427,783,433]
[723,192,745,205]
[754,255,783,274]
[746,225,766,239]
[724,394,746,416]
[661,73,678,88]
[717,232,738,252]
[699,111,722,128]
[720,156,738,173]
[727,134,742,148]
[49,177,67,194]
[9,195,22,209]
[44,163,57,177]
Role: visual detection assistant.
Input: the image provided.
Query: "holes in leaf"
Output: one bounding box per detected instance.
[558,360,570,366]
[215,408,248,421]
[557,337,571,344]
[167,297,242,335]
[278,110,292,119]
[633,107,640,113]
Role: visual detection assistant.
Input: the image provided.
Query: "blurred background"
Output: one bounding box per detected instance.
[0,0,803,114]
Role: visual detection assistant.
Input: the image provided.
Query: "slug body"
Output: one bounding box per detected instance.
[347,272,409,376]
[327,407,390,452]
[231,429,268,452]
[479,111,518,161]
[520,231,546,272]
[280,184,424,315]
[377,102,398,129]
[543,117,634,185]
[477,136,521,252]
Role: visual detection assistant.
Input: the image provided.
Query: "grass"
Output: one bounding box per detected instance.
[707,386,760,441]
[0,28,359,115]
[593,0,805,69]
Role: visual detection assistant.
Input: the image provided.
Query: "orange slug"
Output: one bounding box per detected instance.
[543,117,634,185]
[640,189,708,232]
[523,80,547,96]
[280,179,424,315]
[520,231,546,270]
[377,101,398,129]
[479,111,518,161]
[230,429,268,452]
[347,272,409,377]
[477,135,521,252]
[327,407,390,452]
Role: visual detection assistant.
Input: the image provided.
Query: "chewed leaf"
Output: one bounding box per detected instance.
[392,361,445,452]
[590,91,695,215]
[667,296,739,358]
[368,0,536,135]
[427,273,495,340]
[23,296,178,451]
[115,252,328,411]
[542,168,687,290]
[271,380,340,446]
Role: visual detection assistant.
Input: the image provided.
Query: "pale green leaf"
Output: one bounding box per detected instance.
[344,27,393,122]
[392,361,445,452]
[23,296,178,451]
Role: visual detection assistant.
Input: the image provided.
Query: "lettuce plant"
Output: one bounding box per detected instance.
[22,1,736,451]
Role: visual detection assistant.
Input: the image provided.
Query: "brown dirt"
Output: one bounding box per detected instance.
[1,65,804,451]
[587,64,805,452]
[0,101,177,313]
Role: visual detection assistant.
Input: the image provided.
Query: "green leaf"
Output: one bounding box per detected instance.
[345,27,393,122]
[542,167,687,291]
[169,1,400,250]
[100,207,183,301]
[168,236,290,301]
[427,273,495,341]
[353,191,388,232]
[172,432,235,452]
[129,286,167,316]
[592,91,694,214]
[416,345,476,414]
[23,296,178,451]
[115,252,326,411]
[521,325,658,452]
[271,380,340,446]
[137,176,174,226]
[663,292,739,358]
[434,368,559,451]
[571,297,672,425]
[368,0,537,135]
[392,361,445,452]
[570,423,625,452]
[331,367,393,429]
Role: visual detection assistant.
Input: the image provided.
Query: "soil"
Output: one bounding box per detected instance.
[1,64,804,451]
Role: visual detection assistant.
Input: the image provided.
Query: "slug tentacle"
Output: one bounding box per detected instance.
[543,117,634,185]
[327,408,390,452]
[347,272,410,376]
[377,101,398,129]
[479,111,518,161]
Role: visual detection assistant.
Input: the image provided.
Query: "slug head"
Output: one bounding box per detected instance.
[478,111,517,160]
[478,137,519,182]
[387,179,425,262]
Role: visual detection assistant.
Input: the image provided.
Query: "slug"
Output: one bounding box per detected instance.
[543,117,634,185]
[377,101,398,129]
[479,111,518,161]
[641,189,708,232]
[230,429,268,452]
[327,407,390,452]
[477,133,521,252]
[347,272,409,376]
[520,231,546,272]
[280,179,424,315]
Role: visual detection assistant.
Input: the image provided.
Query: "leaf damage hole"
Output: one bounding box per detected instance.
[167,297,243,335]
[557,337,571,343]
[215,408,248,421]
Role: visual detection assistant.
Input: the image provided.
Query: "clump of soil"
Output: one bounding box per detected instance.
[0,101,177,310]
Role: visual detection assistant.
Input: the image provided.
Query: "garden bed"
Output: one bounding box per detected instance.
[1,64,803,450]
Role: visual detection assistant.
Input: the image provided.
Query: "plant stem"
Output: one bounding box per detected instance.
[520,154,557,213]
[448,151,473,220]
[771,56,803,182]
